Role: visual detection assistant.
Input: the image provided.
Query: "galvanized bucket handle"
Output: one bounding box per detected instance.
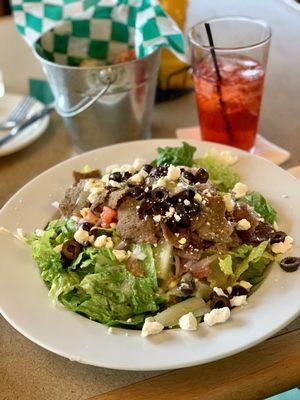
[55,68,117,118]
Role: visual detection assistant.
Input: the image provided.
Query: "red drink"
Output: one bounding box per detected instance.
[193,56,265,151]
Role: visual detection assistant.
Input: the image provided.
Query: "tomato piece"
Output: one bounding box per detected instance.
[100,206,118,228]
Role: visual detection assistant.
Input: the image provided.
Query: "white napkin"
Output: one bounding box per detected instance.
[175,126,290,166]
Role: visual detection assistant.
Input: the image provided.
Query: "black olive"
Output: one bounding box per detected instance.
[181,170,195,184]
[171,189,195,204]
[109,171,122,182]
[150,166,168,178]
[280,257,300,272]
[138,199,153,216]
[270,231,287,244]
[176,214,190,228]
[61,255,71,269]
[62,239,82,260]
[231,285,248,297]
[151,187,168,202]
[122,171,132,180]
[195,168,209,183]
[178,273,195,296]
[244,222,273,244]
[186,189,196,200]
[142,164,153,174]
[189,201,201,216]
[80,222,93,232]
[211,295,231,309]
[153,202,164,213]
[129,186,145,200]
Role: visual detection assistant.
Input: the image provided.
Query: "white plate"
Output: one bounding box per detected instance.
[0,93,50,157]
[0,139,299,371]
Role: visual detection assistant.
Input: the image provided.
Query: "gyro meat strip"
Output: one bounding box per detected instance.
[117,198,157,244]
[107,188,130,210]
[232,201,260,233]
[192,194,233,243]
[59,180,89,217]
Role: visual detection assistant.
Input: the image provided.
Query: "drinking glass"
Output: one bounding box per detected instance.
[188,16,271,151]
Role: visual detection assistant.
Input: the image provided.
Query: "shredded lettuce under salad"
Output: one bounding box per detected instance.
[28,142,279,330]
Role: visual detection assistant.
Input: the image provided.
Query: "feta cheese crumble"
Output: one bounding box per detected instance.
[133,158,146,171]
[74,227,89,245]
[213,287,228,297]
[174,213,181,222]
[129,170,148,185]
[223,193,235,212]
[179,312,198,331]
[219,150,238,165]
[51,201,60,209]
[167,165,181,181]
[35,229,44,237]
[230,295,247,308]
[153,177,168,189]
[165,206,175,218]
[232,182,248,199]
[236,219,251,231]
[131,246,146,260]
[108,180,122,188]
[141,317,164,337]
[194,193,202,203]
[113,250,129,262]
[94,235,114,249]
[153,215,162,223]
[271,236,293,254]
[204,307,230,326]
[178,237,187,245]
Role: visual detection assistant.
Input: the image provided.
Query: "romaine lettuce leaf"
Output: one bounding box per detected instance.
[219,254,233,275]
[76,245,159,324]
[153,141,196,167]
[194,150,239,192]
[242,191,277,224]
[30,222,160,326]
[208,241,273,288]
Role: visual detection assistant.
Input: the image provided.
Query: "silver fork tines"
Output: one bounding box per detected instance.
[0,96,35,130]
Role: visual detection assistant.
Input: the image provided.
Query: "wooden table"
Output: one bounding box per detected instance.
[0,1,300,399]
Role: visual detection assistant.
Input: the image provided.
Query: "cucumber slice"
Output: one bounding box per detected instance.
[154,297,210,327]
[155,239,173,281]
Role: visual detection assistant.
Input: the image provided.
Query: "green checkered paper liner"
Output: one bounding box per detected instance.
[11,0,186,65]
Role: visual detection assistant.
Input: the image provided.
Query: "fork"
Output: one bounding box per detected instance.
[0,96,36,130]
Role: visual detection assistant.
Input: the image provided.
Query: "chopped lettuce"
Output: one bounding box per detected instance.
[208,241,274,288]
[30,220,160,326]
[242,191,277,224]
[152,141,196,167]
[219,254,233,275]
[194,150,239,192]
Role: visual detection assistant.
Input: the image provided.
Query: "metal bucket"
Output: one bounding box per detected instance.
[34,47,160,151]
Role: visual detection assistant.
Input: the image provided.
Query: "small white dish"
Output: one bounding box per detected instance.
[0,93,50,157]
[0,139,299,371]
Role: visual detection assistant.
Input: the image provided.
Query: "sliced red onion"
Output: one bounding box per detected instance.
[185,254,218,279]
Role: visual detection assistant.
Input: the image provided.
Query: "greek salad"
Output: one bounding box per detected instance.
[27,142,298,337]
